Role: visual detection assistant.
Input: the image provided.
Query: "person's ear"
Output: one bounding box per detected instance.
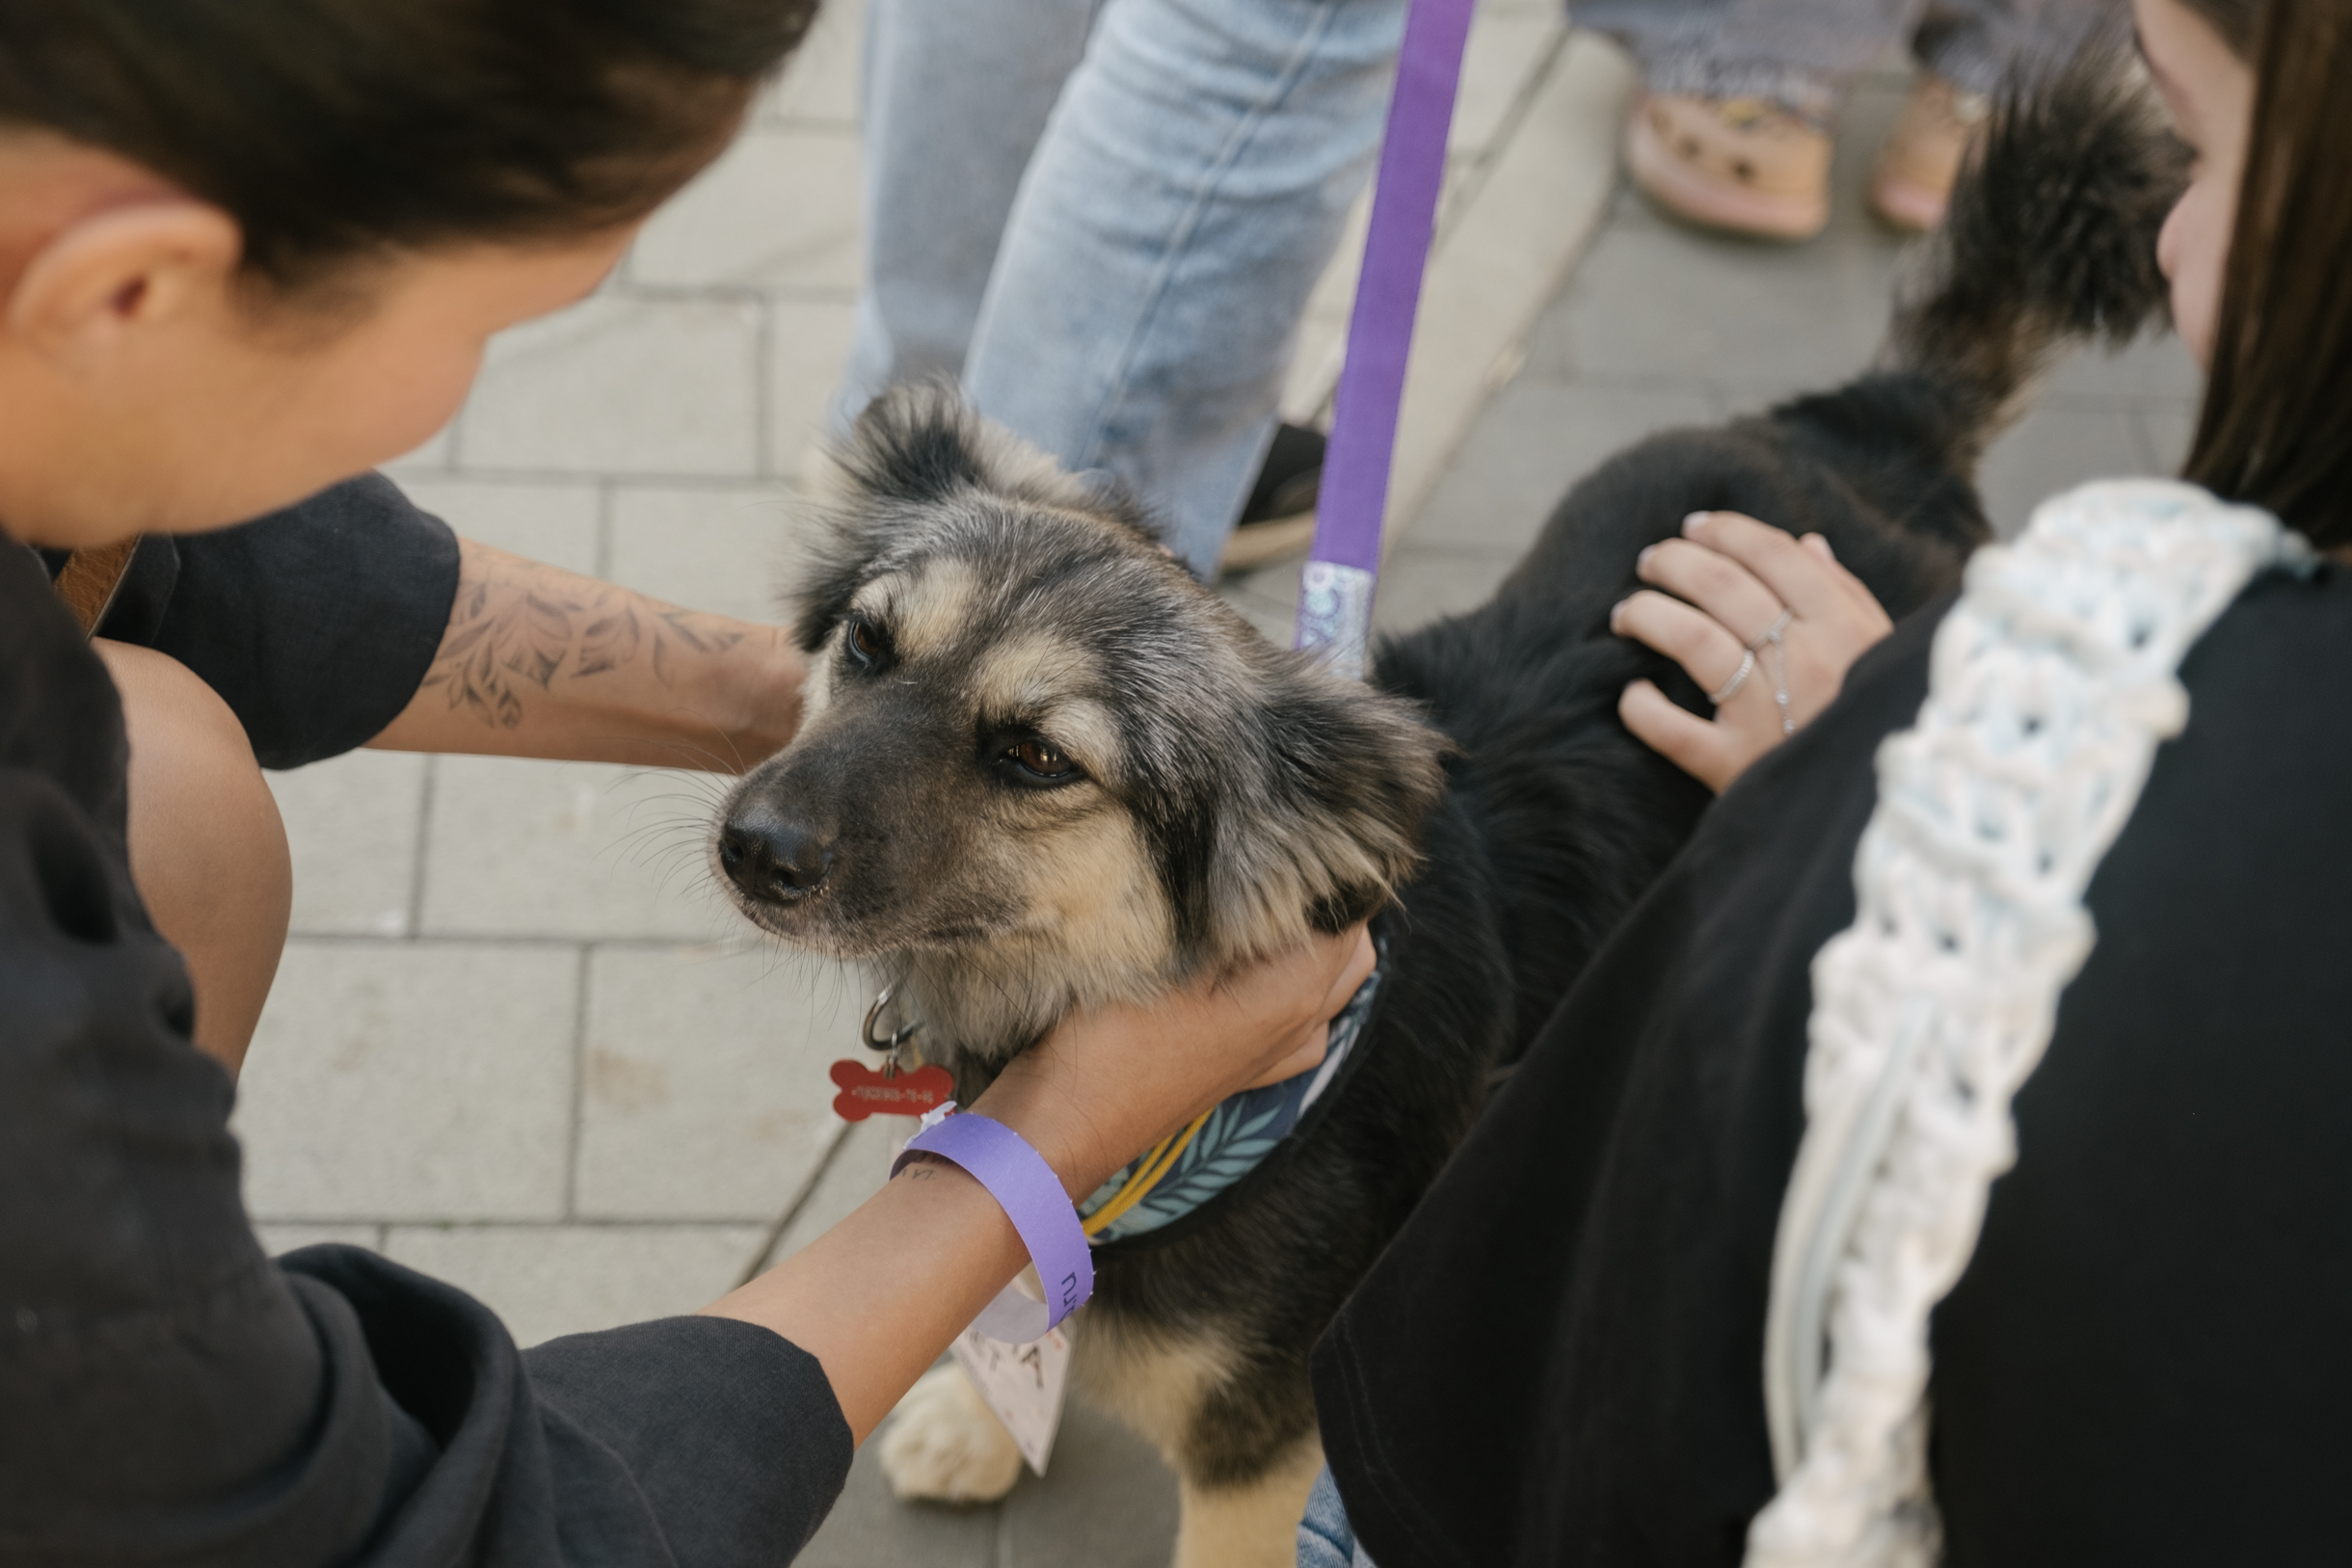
[5,199,242,365]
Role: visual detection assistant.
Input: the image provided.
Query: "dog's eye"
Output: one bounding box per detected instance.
[1003,736,1079,784]
[845,618,885,668]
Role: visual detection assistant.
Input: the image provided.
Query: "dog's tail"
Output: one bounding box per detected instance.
[1884,35,2186,467]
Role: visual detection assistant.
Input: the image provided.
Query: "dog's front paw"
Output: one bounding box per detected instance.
[879,1365,1025,1503]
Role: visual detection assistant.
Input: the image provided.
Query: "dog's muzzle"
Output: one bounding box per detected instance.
[718,806,834,903]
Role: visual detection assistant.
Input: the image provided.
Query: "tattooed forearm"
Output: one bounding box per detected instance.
[420,571,747,731]
[370,538,804,767]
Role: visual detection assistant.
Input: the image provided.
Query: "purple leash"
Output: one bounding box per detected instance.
[1294,0,1477,678]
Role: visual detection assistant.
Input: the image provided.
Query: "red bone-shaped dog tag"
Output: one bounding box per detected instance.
[830,1058,955,1122]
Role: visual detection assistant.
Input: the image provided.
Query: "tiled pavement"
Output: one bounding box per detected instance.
[233,8,2198,1564]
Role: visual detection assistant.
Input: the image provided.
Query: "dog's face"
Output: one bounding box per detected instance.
[713,388,1445,1050]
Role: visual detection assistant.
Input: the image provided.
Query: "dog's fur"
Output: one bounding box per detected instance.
[713,48,2181,1568]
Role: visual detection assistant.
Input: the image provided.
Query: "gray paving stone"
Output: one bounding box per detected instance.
[797,1439,997,1568]
[1528,66,1917,397]
[762,0,866,127]
[575,945,856,1221]
[768,297,863,477]
[461,295,764,478]
[1406,379,1716,554]
[2043,329,2203,401]
[608,481,804,627]
[2137,402,2200,473]
[417,757,742,942]
[1452,7,1566,156]
[995,1392,1181,1568]
[236,941,577,1222]
[386,423,457,475]
[380,1223,768,1347]
[1532,218,1903,395]
[1380,33,1633,531]
[630,127,863,293]
[269,749,428,939]
[1977,400,2153,539]
[763,1116,898,1269]
[1220,558,1303,646]
[395,476,602,578]
[1371,546,1519,635]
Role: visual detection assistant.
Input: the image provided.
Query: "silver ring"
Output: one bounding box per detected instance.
[1746,609,1793,651]
[863,984,922,1052]
[1709,648,1756,706]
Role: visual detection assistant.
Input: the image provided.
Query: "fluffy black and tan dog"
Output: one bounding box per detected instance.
[711,49,2179,1568]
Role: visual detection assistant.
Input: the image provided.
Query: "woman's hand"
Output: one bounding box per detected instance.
[1610,511,1893,792]
[975,925,1376,1201]
[701,925,1376,1443]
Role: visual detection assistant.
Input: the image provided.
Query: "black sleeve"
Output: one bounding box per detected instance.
[145,473,462,769]
[1,551,852,1567]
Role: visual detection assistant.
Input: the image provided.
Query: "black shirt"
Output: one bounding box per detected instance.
[1317,565,2352,1566]
[0,543,851,1565]
[44,473,464,767]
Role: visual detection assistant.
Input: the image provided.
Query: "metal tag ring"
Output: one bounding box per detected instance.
[863,985,922,1053]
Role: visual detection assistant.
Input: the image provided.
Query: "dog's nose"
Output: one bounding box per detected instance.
[718,811,835,901]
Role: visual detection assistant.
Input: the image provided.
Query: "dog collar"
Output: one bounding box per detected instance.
[1077,938,1386,1248]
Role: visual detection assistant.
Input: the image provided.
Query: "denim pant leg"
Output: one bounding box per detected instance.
[1297,1465,1379,1568]
[964,0,1409,575]
[836,0,1101,423]
[1576,0,1925,119]
[1576,0,2115,120]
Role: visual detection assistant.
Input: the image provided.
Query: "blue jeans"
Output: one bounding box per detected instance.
[1577,0,2113,121]
[1297,1465,1379,1568]
[842,0,1409,576]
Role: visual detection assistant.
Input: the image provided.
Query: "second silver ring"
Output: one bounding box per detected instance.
[1710,648,1757,705]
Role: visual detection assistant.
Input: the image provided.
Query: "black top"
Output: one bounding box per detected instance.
[1316,565,2352,1566]
[0,544,851,1565]
[43,472,463,767]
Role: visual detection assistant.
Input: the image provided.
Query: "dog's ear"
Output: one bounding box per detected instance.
[830,382,1118,514]
[1174,654,1449,957]
[792,385,1168,651]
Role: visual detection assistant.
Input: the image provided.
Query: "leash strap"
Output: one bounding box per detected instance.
[1294,0,1476,679]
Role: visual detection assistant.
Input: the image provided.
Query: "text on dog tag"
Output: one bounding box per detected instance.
[829,1058,955,1121]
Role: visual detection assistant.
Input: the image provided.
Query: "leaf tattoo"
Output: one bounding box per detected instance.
[418,571,745,730]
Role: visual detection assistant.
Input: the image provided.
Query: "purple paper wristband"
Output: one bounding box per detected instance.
[893,1109,1093,1342]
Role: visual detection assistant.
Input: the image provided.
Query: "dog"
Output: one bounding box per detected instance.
[711,46,2180,1568]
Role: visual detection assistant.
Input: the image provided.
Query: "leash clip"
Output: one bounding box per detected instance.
[863,983,922,1076]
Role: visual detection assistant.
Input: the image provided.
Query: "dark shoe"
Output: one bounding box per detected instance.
[1220,423,1324,574]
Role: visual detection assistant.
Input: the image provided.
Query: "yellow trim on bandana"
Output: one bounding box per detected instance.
[1081,1107,1214,1238]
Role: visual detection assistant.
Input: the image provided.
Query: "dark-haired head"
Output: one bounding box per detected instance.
[0,0,815,290]
[0,1,815,550]
[2149,0,2352,545]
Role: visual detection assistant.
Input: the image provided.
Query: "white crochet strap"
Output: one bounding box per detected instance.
[1746,481,2309,1568]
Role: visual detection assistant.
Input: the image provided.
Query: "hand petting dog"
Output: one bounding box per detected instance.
[977,923,1376,1201]
[1613,510,1895,792]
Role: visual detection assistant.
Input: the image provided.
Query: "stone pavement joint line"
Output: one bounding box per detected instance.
[236,7,2196,1561]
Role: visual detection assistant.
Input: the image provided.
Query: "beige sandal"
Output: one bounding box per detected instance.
[1870,74,1990,232]
[1625,93,1832,242]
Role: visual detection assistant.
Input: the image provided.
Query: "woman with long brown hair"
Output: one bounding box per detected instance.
[1309,1,2352,1561]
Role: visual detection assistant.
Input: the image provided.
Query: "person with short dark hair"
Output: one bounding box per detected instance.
[0,5,1375,1562]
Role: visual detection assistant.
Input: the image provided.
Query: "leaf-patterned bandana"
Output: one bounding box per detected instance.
[1079,943,1384,1247]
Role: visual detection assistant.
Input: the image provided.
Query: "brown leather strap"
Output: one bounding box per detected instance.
[51,536,141,639]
